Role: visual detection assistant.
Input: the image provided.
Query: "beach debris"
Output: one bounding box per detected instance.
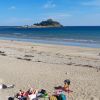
[24,58,32,61]
[67,62,73,65]
[74,64,81,66]
[74,63,97,69]
[37,60,41,62]
[0,53,7,56]
[82,65,94,68]
[0,51,5,53]
[0,51,7,56]
[24,55,34,57]
[16,57,32,61]
[16,57,23,60]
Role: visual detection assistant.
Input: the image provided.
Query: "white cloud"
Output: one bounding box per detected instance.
[9,6,16,10]
[82,0,100,6]
[44,0,56,8]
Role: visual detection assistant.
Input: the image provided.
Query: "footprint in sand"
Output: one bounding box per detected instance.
[90,96,99,100]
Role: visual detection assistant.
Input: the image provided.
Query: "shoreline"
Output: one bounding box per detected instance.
[0,37,100,49]
[0,39,100,100]
[0,39,100,72]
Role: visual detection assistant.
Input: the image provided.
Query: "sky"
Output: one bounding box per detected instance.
[0,0,100,26]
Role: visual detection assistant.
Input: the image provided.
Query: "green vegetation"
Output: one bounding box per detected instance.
[34,19,63,27]
[19,19,63,28]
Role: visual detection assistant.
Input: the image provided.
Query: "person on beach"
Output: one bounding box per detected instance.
[63,79,70,91]
[0,84,14,89]
[16,90,27,100]
[27,89,38,100]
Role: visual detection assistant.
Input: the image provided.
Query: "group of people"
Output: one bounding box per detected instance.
[8,79,72,100]
[15,88,47,100]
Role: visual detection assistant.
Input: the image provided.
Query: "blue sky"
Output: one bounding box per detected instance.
[0,0,100,26]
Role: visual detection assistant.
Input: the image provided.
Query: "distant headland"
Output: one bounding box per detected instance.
[20,19,63,28]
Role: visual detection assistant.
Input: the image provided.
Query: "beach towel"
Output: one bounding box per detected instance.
[28,94,37,100]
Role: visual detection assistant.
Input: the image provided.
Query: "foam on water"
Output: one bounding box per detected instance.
[0,26,100,48]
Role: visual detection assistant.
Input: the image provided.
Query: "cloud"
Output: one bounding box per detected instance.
[82,0,100,6]
[44,0,56,8]
[9,6,16,10]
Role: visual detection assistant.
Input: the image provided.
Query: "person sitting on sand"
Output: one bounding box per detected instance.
[63,82,69,91]
[63,79,71,92]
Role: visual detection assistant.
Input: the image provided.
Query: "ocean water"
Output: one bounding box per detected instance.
[0,26,100,48]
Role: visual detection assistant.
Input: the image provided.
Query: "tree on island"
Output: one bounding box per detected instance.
[34,19,63,27]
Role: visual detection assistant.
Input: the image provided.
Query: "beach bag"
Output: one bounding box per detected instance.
[8,97,14,100]
[49,96,57,100]
[41,89,46,94]
[58,94,66,100]
[21,97,27,100]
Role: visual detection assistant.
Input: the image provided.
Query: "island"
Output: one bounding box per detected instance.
[20,19,63,28]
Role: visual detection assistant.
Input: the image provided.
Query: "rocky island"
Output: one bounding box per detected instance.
[21,19,63,28]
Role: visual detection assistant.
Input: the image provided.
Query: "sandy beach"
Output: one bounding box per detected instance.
[0,40,100,100]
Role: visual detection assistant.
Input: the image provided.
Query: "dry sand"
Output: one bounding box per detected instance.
[0,40,100,100]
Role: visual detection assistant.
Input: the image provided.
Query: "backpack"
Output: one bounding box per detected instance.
[58,94,66,100]
[49,96,57,100]
[40,89,46,94]
[8,97,14,100]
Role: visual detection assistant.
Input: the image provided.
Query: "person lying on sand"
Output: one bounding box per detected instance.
[15,88,38,100]
[15,89,27,100]
[27,89,38,100]
[0,84,14,89]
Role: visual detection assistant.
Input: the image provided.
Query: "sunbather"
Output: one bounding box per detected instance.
[0,84,14,89]
[27,89,38,100]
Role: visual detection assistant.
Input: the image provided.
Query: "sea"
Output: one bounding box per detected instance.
[0,26,100,48]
